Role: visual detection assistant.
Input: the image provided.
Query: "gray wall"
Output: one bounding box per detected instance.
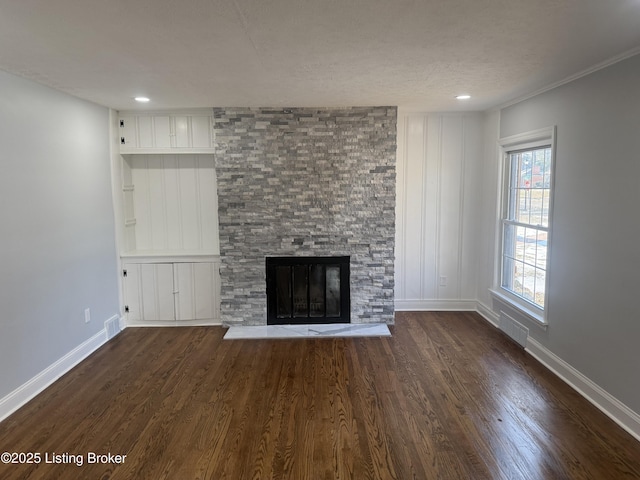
[0,70,120,399]
[214,107,396,325]
[490,54,640,413]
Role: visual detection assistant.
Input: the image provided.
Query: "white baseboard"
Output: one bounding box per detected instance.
[525,337,640,442]
[395,299,478,311]
[125,319,222,327]
[0,315,119,423]
[407,300,640,442]
[475,301,500,328]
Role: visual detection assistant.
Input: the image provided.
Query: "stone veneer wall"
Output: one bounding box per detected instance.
[213,107,396,325]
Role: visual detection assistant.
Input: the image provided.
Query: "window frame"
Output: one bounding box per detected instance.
[494,126,556,325]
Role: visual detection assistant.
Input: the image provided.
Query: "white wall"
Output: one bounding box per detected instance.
[476,110,500,312]
[0,70,120,400]
[395,112,483,310]
[485,54,640,415]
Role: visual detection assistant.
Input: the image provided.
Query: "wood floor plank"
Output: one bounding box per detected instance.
[1,311,640,479]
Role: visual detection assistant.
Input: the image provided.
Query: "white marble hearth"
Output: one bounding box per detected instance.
[223,323,391,340]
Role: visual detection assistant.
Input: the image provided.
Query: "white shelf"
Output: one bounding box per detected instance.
[120,147,215,155]
[121,251,219,263]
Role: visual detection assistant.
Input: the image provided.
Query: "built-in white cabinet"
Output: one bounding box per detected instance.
[119,111,214,154]
[122,257,221,325]
[114,108,221,326]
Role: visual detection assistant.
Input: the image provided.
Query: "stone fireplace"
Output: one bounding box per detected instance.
[213,107,396,326]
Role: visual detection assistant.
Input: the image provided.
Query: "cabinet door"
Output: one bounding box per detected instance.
[153,115,172,148]
[190,115,212,148]
[124,263,175,322]
[173,116,190,148]
[174,262,217,321]
[136,116,154,148]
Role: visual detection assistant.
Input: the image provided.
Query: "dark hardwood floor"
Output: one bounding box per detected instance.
[1,311,639,479]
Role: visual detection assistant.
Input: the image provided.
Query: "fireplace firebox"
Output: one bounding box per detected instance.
[266,256,350,325]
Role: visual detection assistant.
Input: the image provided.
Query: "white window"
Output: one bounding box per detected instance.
[497,127,555,322]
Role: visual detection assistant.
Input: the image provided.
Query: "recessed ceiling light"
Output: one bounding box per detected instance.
[134,96,150,103]
[456,94,471,100]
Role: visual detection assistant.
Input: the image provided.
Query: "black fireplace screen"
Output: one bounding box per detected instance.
[266,256,350,324]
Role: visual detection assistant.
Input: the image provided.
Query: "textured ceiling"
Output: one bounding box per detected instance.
[1,0,640,111]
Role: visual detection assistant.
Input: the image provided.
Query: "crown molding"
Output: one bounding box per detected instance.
[497,46,640,111]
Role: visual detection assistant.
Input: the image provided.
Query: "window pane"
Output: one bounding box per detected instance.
[530,188,542,226]
[541,189,550,227]
[535,230,547,269]
[503,223,516,258]
[533,149,546,186]
[507,154,519,221]
[524,227,539,265]
[516,226,526,262]
[535,276,546,309]
[502,255,514,290]
[513,260,525,296]
[544,148,551,188]
[502,143,552,311]
[508,187,518,221]
[519,151,531,189]
[522,263,537,303]
[516,187,529,224]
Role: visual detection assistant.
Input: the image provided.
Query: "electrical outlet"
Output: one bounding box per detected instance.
[84,308,91,323]
[439,276,447,287]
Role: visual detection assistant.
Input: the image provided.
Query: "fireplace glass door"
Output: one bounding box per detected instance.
[266,256,350,324]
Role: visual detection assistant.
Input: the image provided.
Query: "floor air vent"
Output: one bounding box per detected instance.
[105,316,121,340]
[499,311,529,348]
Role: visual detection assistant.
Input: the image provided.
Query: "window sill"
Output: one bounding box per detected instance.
[489,288,548,329]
